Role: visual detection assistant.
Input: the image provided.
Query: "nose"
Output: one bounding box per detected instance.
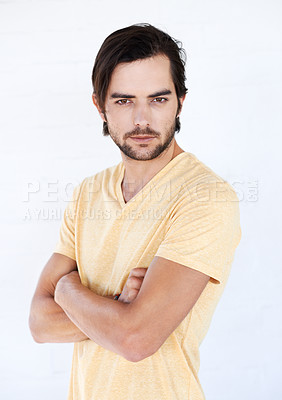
[133,103,151,127]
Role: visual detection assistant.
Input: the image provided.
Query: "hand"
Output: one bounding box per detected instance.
[118,268,147,303]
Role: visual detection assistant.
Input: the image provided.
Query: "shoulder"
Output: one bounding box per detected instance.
[173,152,239,203]
[169,153,241,234]
[73,162,122,198]
[83,162,121,185]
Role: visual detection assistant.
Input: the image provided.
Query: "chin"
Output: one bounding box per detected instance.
[121,144,170,161]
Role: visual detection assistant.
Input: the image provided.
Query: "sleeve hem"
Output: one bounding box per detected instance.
[155,248,222,284]
[54,246,76,261]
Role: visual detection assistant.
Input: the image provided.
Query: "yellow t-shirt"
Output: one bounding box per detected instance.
[54,151,241,400]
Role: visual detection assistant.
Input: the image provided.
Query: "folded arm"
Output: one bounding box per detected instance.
[29,253,146,344]
[54,256,210,361]
[29,253,88,343]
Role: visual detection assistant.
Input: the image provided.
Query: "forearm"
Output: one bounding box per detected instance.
[29,293,88,343]
[54,278,136,359]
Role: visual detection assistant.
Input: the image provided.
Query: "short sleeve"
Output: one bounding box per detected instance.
[54,182,83,261]
[155,181,242,284]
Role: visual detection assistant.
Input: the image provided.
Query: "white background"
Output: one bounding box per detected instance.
[0,0,281,399]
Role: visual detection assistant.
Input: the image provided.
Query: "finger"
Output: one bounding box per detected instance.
[127,276,145,290]
[129,267,147,278]
[127,288,139,301]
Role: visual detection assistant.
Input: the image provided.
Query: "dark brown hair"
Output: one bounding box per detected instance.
[92,23,188,135]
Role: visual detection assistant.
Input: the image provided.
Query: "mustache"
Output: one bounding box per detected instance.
[124,127,160,139]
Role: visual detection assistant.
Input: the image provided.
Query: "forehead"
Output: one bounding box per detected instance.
[107,55,175,96]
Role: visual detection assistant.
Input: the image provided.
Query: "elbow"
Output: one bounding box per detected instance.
[28,314,45,344]
[122,331,157,363]
[31,335,44,344]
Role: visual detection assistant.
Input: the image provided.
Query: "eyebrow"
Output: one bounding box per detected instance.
[110,89,172,99]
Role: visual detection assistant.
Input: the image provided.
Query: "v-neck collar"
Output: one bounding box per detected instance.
[115,152,188,209]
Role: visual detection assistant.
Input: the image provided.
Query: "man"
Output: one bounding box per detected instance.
[29,23,242,400]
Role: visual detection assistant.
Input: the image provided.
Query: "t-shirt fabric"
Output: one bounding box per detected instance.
[54,151,242,400]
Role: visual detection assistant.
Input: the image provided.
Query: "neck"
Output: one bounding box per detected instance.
[120,139,184,202]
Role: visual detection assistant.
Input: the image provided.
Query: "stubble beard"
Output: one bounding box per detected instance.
[107,120,177,161]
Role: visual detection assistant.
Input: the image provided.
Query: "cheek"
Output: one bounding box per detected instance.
[106,114,129,135]
[107,113,127,128]
[156,106,177,126]
[106,107,133,130]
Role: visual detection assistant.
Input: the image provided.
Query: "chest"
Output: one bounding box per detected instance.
[75,199,168,295]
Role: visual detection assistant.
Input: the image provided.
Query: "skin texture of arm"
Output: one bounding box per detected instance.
[29,253,146,344]
[54,256,210,362]
[29,253,88,343]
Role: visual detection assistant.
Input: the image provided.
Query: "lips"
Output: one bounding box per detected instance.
[130,136,155,139]
[129,136,156,142]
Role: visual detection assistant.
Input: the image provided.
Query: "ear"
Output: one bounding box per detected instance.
[177,94,186,118]
[92,94,107,122]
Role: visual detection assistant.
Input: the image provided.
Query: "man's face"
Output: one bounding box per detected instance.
[99,54,184,161]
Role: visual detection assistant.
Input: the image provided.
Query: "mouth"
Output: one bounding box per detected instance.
[129,136,156,143]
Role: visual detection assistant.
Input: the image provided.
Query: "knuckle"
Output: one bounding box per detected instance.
[130,267,147,277]
[130,276,139,284]
[129,276,142,288]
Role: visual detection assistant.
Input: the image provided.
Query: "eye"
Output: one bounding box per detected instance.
[153,97,168,103]
[116,99,131,105]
